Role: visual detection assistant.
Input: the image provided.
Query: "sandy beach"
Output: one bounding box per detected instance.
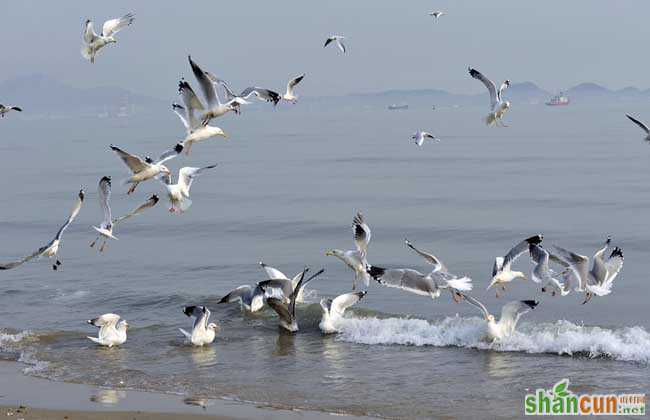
[0,362,372,420]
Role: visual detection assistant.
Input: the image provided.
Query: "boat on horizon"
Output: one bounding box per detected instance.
[546,93,570,106]
[388,103,408,110]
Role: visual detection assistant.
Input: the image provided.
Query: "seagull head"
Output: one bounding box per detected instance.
[486,314,495,323]
[118,320,129,330]
[159,165,171,176]
[208,323,220,332]
[324,249,341,257]
[107,36,117,44]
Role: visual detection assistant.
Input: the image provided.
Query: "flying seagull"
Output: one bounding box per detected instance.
[89,178,159,251]
[282,74,305,103]
[110,143,183,194]
[258,262,308,303]
[263,268,325,333]
[488,235,543,297]
[411,131,439,146]
[81,13,135,64]
[173,80,228,155]
[625,114,650,142]
[218,283,266,312]
[320,291,367,334]
[0,189,84,271]
[188,56,246,123]
[460,294,538,341]
[367,239,473,302]
[325,212,372,290]
[529,243,570,297]
[324,35,346,53]
[0,104,22,118]
[428,11,446,19]
[158,165,217,213]
[179,306,219,346]
[468,67,510,126]
[86,313,128,347]
[215,78,281,110]
[552,237,624,304]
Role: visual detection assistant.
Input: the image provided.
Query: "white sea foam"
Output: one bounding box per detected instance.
[0,330,32,347]
[335,315,650,364]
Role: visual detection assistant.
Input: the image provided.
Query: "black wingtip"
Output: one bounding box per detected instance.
[100,175,111,184]
[610,247,623,259]
[174,143,184,153]
[521,300,539,310]
[78,189,85,201]
[525,234,543,245]
[183,306,196,317]
[150,194,160,203]
[367,265,385,280]
[356,291,368,299]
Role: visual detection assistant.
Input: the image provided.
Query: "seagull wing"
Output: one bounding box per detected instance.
[352,212,371,255]
[499,300,538,332]
[239,87,280,105]
[177,165,217,193]
[97,177,112,229]
[0,247,45,270]
[404,239,446,272]
[459,293,490,319]
[54,189,85,240]
[101,13,135,37]
[88,313,121,328]
[286,73,305,96]
[113,194,159,225]
[266,297,293,325]
[172,103,190,132]
[626,114,650,134]
[83,20,98,43]
[188,56,218,108]
[155,143,184,165]
[324,37,335,48]
[502,235,543,270]
[110,145,147,173]
[336,39,347,53]
[551,245,590,290]
[468,67,498,110]
[369,267,435,297]
[330,291,366,316]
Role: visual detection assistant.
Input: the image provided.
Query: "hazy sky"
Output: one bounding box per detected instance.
[1,1,649,98]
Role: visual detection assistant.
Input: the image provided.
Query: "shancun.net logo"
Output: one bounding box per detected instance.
[524,379,646,416]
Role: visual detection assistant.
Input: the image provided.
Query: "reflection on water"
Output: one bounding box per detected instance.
[273,333,295,356]
[183,396,212,410]
[190,346,217,367]
[89,389,126,405]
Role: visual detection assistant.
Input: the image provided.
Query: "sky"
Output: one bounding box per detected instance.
[1,0,649,99]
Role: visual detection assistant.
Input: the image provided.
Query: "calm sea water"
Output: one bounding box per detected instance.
[0,103,649,419]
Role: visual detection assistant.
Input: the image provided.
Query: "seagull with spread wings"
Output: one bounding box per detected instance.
[110,143,183,194]
[86,313,128,347]
[468,67,511,126]
[81,13,135,64]
[0,104,22,118]
[173,80,228,155]
[281,74,305,103]
[0,189,84,271]
[157,165,217,213]
[324,35,347,53]
[179,306,219,346]
[325,212,372,290]
[529,243,570,297]
[428,11,446,20]
[257,262,308,303]
[460,294,538,341]
[411,131,439,146]
[320,291,366,334]
[488,235,543,297]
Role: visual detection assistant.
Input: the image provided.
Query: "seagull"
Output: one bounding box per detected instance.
[263,268,325,333]
[488,235,543,297]
[325,212,372,290]
[625,114,650,142]
[86,313,128,347]
[188,56,245,123]
[0,189,84,271]
[89,180,159,251]
[428,11,446,19]
[282,74,305,103]
[0,104,22,118]
[460,294,538,341]
[81,13,135,64]
[468,67,510,126]
[367,239,473,302]
[216,78,281,109]
[411,131,439,146]
[110,143,183,194]
[173,80,228,156]
[157,165,217,213]
[529,243,570,297]
[552,237,624,304]
[218,283,266,312]
[319,291,367,334]
[258,262,308,303]
[179,306,219,346]
[324,35,346,53]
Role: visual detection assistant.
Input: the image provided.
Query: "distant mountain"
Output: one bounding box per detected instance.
[0,74,164,116]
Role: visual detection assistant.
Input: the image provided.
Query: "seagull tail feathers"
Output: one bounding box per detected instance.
[447,276,473,292]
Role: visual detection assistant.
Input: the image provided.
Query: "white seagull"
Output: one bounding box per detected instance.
[488,235,543,297]
[625,114,650,142]
[216,78,281,109]
[428,11,446,19]
[110,143,183,194]
[468,67,511,126]
[173,79,228,155]
[188,56,245,123]
[157,165,217,213]
[264,269,325,333]
[0,104,22,118]
[325,212,372,290]
[258,262,308,303]
[367,239,472,302]
[0,189,84,271]
[89,179,159,251]
[324,35,347,53]
[86,313,128,347]
[552,237,624,304]
[81,13,135,64]
[282,74,305,103]
[319,291,367,334]
[529,243,570,297]
[218,283,266,312]
[460,294,539,341]
[411,131,440,146]
[179,306,219,346]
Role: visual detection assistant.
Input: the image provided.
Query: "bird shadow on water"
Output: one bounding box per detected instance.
[273,332,295,357]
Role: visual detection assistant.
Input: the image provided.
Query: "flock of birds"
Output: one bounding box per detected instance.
[0,10,636,348]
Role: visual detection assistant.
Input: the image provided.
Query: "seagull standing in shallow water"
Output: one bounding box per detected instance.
[86,313,128,347]
[179,306,219,346]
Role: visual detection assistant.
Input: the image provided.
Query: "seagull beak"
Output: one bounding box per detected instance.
[221,132,229,139]
[324,250,334,256]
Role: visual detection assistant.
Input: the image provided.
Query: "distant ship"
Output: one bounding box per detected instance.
[546,93,570,106]
[388,103,408,110]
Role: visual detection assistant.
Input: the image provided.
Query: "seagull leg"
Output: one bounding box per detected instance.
[89,236,99,248]
[127,182,139,195]
[53,260,62,271]
[100,241,107,253]
[581,292,592,305]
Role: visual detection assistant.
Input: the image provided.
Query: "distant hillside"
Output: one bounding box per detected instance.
[0,74,165,116]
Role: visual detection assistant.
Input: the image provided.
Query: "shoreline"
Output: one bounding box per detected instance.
[0,361,375,419]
